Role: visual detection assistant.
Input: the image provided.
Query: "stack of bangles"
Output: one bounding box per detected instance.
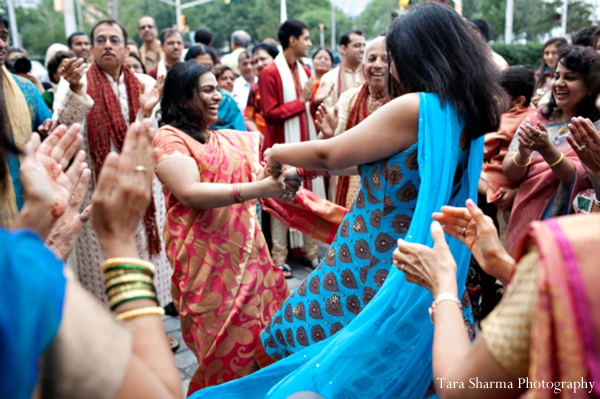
[100,258,165,321]
[296,168,330,180]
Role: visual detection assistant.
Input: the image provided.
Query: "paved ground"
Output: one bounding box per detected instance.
[162,243,326,395]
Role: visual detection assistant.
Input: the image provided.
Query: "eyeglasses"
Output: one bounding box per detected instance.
[138,24,154,30]
[94,36,123,46]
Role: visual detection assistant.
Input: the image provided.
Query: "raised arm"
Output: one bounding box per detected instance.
[265,93,420,172]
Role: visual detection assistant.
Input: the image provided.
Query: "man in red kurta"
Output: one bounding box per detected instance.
[259,19,331,275]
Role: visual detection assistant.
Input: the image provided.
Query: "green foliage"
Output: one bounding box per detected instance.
[181,0,350,49]
[12,0,65,59]
[491,43,543,69]
[353,0,397,39]
[462,0,592,42]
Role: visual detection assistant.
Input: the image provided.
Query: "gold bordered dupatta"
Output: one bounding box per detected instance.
[0,65,32,226]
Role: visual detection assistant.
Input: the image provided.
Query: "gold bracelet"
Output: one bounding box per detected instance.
[512,153,531,168]
[230,184,237,203]
[108,289,158,310]
[116,306,165,321]
[548,153,565,168]
[100,258,155,275]
[102,264,155,278]
[106,282,156,298]
[103,268,153,282]
[105,273,154,289]
[237,183,243,203]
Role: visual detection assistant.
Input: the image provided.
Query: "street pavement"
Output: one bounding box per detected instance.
[162,244,325,395]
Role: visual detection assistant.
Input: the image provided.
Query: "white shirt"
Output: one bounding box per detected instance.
[232,75,257,113]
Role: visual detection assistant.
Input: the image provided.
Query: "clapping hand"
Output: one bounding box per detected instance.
[16,124,89,245]
[316,104,339,139]
[313,82,333,106]
[567,117,600,177]
[517,123,552,156]
[431,199,514,285]
[91,120,157,259]
[139,75,164,118]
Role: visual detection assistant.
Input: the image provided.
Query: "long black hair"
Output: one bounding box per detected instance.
[542,46,600,122]
[184,44,216,64]
[159,61,213,143]
[534,37,568,93]
[386,3,503,138]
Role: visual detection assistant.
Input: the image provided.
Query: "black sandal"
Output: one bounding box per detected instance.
[276,263,294,279]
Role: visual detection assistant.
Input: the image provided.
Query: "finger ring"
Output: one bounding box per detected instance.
[537,133,542,138]
[529,142,534,148]
[400,264,405,271]
[578,144,587,151]
[134,165,148,173]
[461,227,466,237]
[61,67,65,72]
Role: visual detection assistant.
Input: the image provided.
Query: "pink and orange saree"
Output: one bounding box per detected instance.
[518,214,600,398]
[505,108,591,256]
[153,127,346,395]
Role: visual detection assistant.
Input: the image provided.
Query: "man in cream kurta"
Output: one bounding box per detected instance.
[52,20,172,307]
[319,30,366,112]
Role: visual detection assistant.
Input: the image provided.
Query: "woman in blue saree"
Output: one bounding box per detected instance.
[193,4,504,398]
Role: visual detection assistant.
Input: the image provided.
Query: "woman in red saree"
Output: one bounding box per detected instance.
[152,62,294,395]
[502,46,599,256]
[153,61,346,395]
[393,201,600,398]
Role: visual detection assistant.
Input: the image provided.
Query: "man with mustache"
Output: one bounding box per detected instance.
[148,28,183,79]
[51,21,174,338]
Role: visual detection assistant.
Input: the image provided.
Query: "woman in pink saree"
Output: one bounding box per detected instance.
[502,46,600,256]
[153,62,345,395]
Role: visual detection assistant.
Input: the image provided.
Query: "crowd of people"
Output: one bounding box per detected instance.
[3,3,600,398]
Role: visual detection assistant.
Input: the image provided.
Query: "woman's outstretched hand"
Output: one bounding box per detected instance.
[91,119,157,259]
[392,221,457,296]
[432,199,514,285]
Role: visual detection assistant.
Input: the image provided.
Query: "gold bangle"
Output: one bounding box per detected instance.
[105,273,154,288]
[102,264,154,278]
[103,269,152,282]
[548,153,565,168]
[108,289,158,310]
[116,306,165,321]
[512,153,531,168]
[106,282,156,298]
[100,258,155,274]
[237,183,243,203]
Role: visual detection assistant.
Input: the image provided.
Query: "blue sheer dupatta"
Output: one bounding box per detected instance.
[0,229,66,399]
[193,92,484,398]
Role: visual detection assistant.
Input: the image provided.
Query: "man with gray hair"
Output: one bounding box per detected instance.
[220,30,251,73]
